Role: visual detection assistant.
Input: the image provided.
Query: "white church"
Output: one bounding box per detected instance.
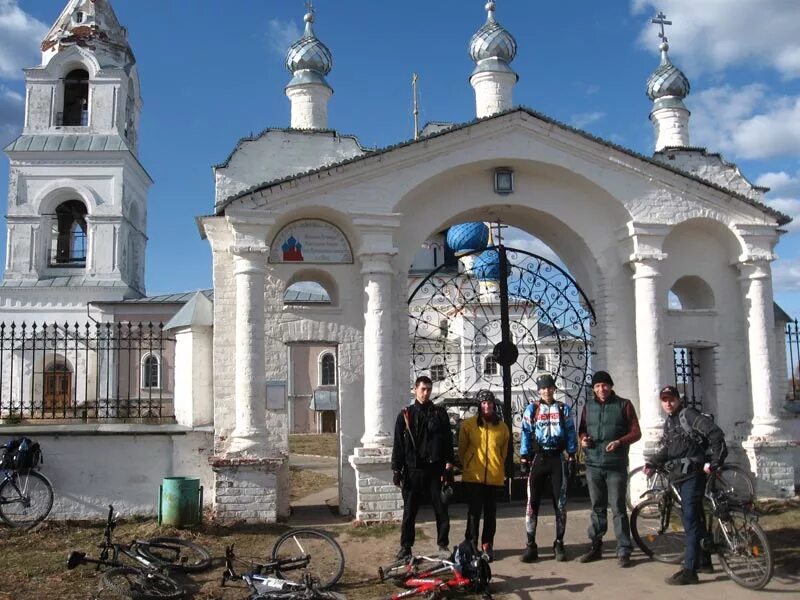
[1,0,797,521]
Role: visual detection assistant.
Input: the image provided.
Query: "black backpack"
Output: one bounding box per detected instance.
[452,540,492,591]
[2,437,43,470]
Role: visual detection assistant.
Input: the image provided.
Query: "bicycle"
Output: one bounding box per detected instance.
[0,447,53,529]
[223,544,346,599]
[626,462,754,512]
[67,505,212,599]
[377,550,492,600]
[631,466,773,590]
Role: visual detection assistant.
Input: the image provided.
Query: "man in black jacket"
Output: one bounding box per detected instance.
[645,385,727,586]
[391,375,455,560]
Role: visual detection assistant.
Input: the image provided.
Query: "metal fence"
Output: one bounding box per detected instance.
[0,321,174,421]
[786,319,800,402]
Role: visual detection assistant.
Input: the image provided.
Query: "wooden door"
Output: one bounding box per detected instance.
[44,371,71,410]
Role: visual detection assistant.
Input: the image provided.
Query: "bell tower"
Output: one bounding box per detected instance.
[2,0,151,307]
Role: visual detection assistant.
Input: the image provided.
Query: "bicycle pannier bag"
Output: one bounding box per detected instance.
[4,437,42,470]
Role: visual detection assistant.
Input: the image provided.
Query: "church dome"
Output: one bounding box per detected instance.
[447,222,490,257]
[646,42,690,100]
[286,12,332,80]
[473,249,500,281]
[469,2,517,65]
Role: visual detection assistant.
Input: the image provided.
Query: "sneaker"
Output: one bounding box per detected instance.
[576,540,602,563]
[438,546,451,559]
[553,541,567,562]
[481,543,494,563]
[520,544,538,563]
[617,554,632,568]
[665,569,699,586]
[395,545,411,560]
[696,564,714,574]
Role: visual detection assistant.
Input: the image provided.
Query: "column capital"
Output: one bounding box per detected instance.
[737,259,772,281]
[619,221,670,266]
[629,254,666,278]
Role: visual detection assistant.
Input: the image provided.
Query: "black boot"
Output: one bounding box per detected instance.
[553,540,567,562]
[577,539,602,563]
[520,543,538,563]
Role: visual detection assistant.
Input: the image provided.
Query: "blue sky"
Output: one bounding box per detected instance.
[1,1,800,315]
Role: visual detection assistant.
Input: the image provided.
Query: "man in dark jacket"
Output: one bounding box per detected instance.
[577,370,641,567]
[645,385,727,585]
[391,375,455,560]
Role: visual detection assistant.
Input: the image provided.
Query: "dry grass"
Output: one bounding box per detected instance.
[289,433,338,457]
[290,466,337,501]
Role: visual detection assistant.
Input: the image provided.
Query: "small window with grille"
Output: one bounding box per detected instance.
[430,364,446,382]
[141,353,161,389]
[483,355,498,376]
[320,352,336,386]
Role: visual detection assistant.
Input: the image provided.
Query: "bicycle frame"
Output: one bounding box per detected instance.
[386,556,479,599]
[222,544,312,588]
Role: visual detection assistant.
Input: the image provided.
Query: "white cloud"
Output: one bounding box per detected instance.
[773,259,800,292]
[570,111,606,130]
[0,0,48,79]
[755,171,800,195]
[689,84,800,160]
[766,198,800,231]
[632,0,800,79]
[504,232,563,268]
[0,83,23,147]
[267,19,301,58]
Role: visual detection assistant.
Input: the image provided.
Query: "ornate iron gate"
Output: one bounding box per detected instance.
[408,245,596,477]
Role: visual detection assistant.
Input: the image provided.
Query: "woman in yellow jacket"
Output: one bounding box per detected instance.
[458,389,510,561]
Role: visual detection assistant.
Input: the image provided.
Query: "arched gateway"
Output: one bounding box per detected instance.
[199,4,795,524]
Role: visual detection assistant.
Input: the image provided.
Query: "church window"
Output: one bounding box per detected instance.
[50,200,88,267]
[483,355,498,376]
[74,12,84,24]
[141,353,161,389]
[61,69,89,126]
[284,280,332,304]
[536,354,547,370]
[319,352,336,386]
[430,364,446,382]
[439,319,449,339]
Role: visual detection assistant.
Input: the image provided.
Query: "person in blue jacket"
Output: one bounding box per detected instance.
[519,373,578,562]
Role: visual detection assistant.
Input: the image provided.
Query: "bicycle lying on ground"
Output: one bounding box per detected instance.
[67,504,212,599]
[630,466,773,590]
[0,438,53,528]
[223,541,346,599]
[626,462,754,512]
[377,546,492,600]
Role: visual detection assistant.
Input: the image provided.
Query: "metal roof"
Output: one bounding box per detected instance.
[0,276,129,288]
[164,291,214,330]
[99,289,214,304]
[216,107,791,226]
[4,134,134,153]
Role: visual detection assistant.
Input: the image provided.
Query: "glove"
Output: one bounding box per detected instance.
[519,457,530,477]
[392,470,402,487]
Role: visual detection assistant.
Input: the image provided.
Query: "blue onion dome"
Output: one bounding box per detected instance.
[473,249,501,281]
[647,41,690,101]
[286,11,333,88]
[447,222,490,257]
[469,2,518,77]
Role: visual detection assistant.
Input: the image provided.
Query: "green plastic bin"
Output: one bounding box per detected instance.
[158,477,202,527]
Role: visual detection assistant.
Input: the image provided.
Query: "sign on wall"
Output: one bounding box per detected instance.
[269,219,353,264]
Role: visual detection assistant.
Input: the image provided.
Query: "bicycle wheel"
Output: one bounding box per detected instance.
[101,566,183,600]
[710,465,756,503]
[135,536,212,573]
[271,528,345,589]
[0,470,54,528]
[626,465,668,511]
[630,498,685,564]
[713,511,773,590]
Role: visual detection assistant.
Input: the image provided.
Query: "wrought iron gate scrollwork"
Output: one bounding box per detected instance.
[408,245,596,469]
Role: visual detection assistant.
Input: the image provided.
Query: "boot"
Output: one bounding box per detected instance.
[520,543,538,563]
[576,539,602,563]
[395,545,411,560]
[553,540,567,562]
[665,569,699,585]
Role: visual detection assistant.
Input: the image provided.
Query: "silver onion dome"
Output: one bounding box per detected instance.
[286,11,332,87]
[469,1,517,75]
[646,41,690,101]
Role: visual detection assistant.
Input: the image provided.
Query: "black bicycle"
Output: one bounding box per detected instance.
[0,439,53,528]
[631,466,773,590]
[222,528,345,595]
[67,505,212,599]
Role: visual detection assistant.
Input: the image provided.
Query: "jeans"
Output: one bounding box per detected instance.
[463,482,499,546]
[678,472,707,572]
[400,462,450,549]
[585,466,632,556]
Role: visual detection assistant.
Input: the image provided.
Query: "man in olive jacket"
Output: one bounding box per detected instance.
[577,370,641,567]
[458,389,509,561]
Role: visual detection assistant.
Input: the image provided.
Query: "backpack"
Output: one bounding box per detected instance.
[678,408,714,449]
[1,437,43,470]
[452,540,492,591]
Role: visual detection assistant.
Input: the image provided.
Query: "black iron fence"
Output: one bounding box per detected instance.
[786,320,800,402]
[673,347,703,411]
[0,321,174,421]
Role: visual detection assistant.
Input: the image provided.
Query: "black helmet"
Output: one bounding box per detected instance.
[440,482,455,506]
[475,389,497,404]
[535,374,556,390]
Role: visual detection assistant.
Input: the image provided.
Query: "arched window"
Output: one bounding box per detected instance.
[141,353,161,389]
[319,352,336,386]
[536,354,547,370]
[670,276,715,310]
[483,355,498,376]
[51,200,87,266]
[62,69,89,126]
[284,281,331,304]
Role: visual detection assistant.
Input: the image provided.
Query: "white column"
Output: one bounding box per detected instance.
[739,260,781,438]
[632,257,668,439]
[360,252,395,447]
[229,246,269,453]
[286,84,332,130]
[650,104,690,151]
[470,71,517,118]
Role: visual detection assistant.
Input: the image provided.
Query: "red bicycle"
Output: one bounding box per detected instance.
[378,545,492,600]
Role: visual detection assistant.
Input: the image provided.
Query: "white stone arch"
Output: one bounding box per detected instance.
[43,45,102,79]
[267,207,359,263]
[34,180,100,216]
[284,268,338,306]
[669,275,715,310]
